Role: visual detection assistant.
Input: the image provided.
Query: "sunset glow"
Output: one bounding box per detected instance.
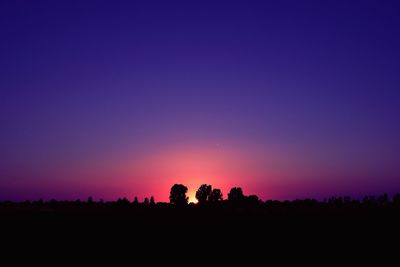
[1,1,400,202]
[188,190,198,204]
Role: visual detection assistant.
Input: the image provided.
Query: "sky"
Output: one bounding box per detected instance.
[1,0,400,202]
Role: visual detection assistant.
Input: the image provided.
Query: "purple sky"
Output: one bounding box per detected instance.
[1,0,400,202]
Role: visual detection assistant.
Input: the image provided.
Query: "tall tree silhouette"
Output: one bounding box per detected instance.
[209,189,223,202]
[144,197,149,205]
[228,187,244,202]
[169,184,188,205]
[195,184,212,204]
[150,196,155,205]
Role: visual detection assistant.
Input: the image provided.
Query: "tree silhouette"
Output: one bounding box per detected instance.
[228,187,244,202]
[169,184,188,205]
[209,189,223,202]
[150,196,155,205]
[133,196,139,205]
[144,197,149,205]
[195,184,212,204]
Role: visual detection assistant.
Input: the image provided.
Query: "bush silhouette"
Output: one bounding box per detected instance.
[169,184,188,205]
[247,195,260,204]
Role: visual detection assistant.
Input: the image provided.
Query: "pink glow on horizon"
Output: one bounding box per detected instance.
[2,141,399,202]
[123,144,263,202]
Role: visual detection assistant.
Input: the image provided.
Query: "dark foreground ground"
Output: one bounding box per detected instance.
[1,201,399,262]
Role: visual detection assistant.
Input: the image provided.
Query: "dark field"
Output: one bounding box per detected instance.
[1,200,398,263]
[2,200,399,238]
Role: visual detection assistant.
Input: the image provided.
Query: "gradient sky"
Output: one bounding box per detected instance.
[1,0,400,202]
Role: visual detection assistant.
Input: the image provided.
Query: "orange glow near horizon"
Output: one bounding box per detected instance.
[112,143,277,202]
[188,190,198,203]
[121,144,254,201]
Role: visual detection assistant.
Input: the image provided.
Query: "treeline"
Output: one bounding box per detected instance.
[1,183,400,207]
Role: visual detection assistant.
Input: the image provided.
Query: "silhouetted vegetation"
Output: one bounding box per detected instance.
[228,187,244,202]
[1,185,400,217]
[209,188,223,203]
[195,184,212,204]
[169,184,188,205]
